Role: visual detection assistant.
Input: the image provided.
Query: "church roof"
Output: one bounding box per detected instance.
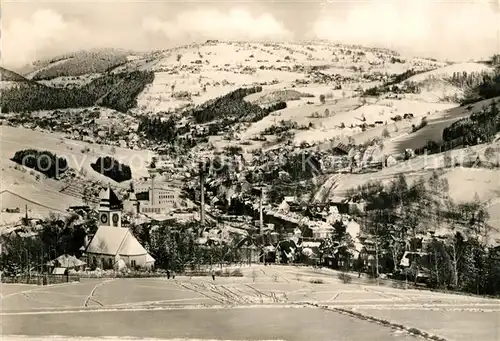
[86,226,153,257]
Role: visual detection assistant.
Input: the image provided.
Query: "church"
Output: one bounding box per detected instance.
[84,186,155,270]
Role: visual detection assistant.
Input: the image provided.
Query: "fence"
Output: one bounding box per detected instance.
[1,274,80,285]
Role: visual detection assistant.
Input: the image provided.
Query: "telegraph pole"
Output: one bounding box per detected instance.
[199,162,205,227]
[375,222,379,284]
[259,187,264,235]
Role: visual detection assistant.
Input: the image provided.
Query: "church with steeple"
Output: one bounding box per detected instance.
[97,186,123,228]
[84,186,155,270]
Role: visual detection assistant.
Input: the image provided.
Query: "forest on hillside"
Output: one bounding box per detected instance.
[187,86,286,124]
[29,50,130,80]
[0,71,154,113]
[443,100,500,146]
[461,58,500,105]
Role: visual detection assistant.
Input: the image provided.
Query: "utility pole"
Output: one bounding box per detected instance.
[374,210,380,285]
[375,226,379,284]
[434,245,439,287]
[24,204,29,226]
[199,162,205,227]
[259,187,264,235]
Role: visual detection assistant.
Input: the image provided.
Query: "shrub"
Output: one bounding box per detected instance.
[319,94,326,104]
[309,278,324,284]
[224,145,243,156]
[443,151,453,168]
[338,272,352,284]
[230,269,243,277]
[381,127,390,138]
[411,117,428,133]
[90,156,132,182]
[252,269,258,282]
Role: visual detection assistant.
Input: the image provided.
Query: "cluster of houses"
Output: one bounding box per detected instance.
[3,108,145,150]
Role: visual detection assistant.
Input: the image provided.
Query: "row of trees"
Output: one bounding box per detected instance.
[1,71,154,113]
[446,70,490,89]
[130,221,242,272]
[461,62,500,105]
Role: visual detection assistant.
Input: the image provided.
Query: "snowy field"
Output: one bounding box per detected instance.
[2,265,499,341]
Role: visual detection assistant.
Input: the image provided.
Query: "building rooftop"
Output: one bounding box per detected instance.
[86,226,152,257]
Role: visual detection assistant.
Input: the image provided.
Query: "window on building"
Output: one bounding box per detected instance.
[131,260,136,268]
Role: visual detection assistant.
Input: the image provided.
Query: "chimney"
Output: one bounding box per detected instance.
[259,188,263,235]
[151,173,155,206]
[200,168,205,226]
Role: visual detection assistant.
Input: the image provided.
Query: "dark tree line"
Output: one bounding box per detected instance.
[29,50,130,80]
[1,71,154,113]
[90,156,132,182]
[415,100,499,156]
[363,69,422,97]
[187,86,286,124]
[11,149,69,179]
[443,100,499,145]
[130,221,242,272]
[461,69,500,105]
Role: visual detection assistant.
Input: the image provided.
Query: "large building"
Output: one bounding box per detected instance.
[85,187,155,270]
[135,170,181,215]
[136,185,181,214]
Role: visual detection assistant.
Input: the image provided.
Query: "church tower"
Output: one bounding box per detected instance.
[98,186,123,228]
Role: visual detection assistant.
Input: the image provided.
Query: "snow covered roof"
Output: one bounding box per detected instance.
[302,241,321,248]
[52,267,66,275]
[86,226,152,257]
[47,254,86,268]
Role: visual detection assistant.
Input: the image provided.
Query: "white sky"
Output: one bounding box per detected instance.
[1,0,499,68]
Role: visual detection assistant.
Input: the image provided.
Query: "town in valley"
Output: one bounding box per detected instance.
[1,1,500,341]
